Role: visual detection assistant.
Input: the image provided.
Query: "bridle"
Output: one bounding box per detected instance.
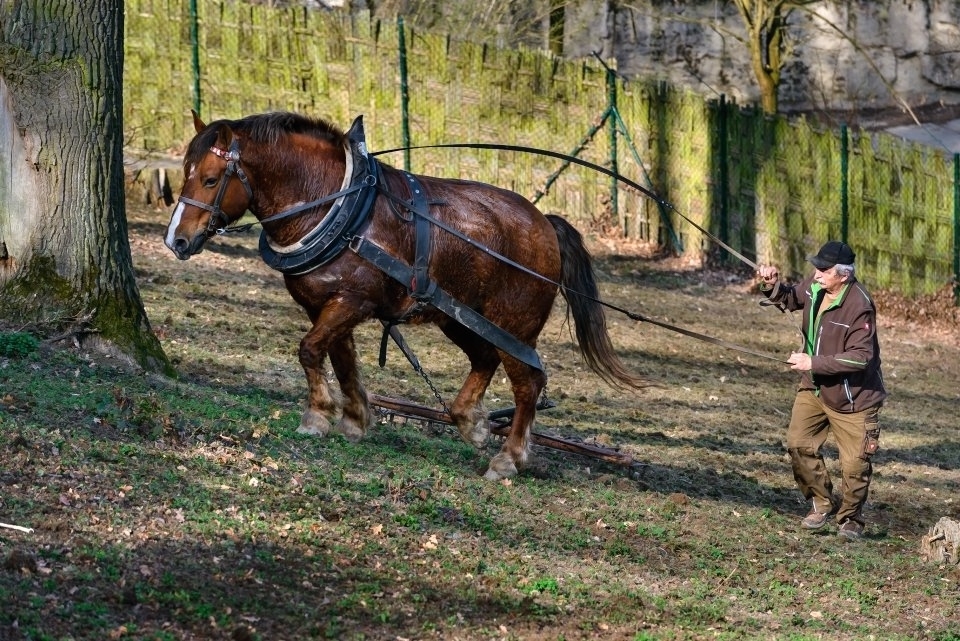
[177,136,372,238]
[177,138,254,236]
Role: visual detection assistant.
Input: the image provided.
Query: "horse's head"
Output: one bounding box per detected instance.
[164,111,254,259]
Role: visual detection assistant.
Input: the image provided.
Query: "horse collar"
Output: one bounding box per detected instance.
[257,118,379,275]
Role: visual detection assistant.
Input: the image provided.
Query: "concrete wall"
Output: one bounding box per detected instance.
[561,0,960,115]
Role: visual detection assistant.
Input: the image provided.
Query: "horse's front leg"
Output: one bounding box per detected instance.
[484,358,546,481]
[295,301,371,441]
[296,323,337,437]
[327,332,371,441]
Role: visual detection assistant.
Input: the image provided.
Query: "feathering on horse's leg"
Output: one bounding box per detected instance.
[483,358,546,481]
[441,323,500,448]
[450,368,496,448]
[295,327,339,437]
[328,333,372,442]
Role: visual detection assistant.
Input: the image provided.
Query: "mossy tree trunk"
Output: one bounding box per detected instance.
[0,0,171,373]
[731,0,819,116]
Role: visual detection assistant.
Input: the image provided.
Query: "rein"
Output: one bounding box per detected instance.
[372,143,760,271]
[224,179,374,234]
[376,189,788,364]
[188,132,787,364]
[372,144,790,364]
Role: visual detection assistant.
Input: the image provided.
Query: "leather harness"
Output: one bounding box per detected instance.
[215,116,545,372]
[183,115,791,368]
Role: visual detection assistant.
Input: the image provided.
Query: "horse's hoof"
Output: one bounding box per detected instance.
[458,420,489,448]
[483,453,518,481]
[297,409,332,436]
[296,425,323,435]
[334,419,366,443]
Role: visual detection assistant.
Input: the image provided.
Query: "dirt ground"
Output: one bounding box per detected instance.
[1,189,959,640]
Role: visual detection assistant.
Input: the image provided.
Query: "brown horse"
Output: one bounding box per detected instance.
[164,110,646,480]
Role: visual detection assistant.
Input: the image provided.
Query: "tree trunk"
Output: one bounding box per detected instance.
[0,0,170,373]
[734,0,784,116]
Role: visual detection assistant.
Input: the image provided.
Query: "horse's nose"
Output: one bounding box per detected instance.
[172,236,191,259]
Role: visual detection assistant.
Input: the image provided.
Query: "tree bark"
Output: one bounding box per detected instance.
[0,0,170,372]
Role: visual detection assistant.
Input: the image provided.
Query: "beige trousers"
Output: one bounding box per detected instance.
[786,390,882,526]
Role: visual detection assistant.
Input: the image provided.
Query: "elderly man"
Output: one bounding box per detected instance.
[758,241,887,540]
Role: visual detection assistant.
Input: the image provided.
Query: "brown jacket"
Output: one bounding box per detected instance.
[765,275,887,412]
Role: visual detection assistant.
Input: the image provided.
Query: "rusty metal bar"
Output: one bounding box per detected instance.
[368,393,635,467]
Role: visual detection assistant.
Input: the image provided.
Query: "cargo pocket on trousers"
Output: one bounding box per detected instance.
[861,427,880,460]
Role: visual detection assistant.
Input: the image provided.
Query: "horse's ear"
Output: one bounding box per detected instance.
[191,109,206,133]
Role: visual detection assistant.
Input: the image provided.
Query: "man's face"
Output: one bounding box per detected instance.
[814,266,847,294]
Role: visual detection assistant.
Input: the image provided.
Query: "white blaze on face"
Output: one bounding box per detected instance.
[164,201,185,250]
[164,162,197,251]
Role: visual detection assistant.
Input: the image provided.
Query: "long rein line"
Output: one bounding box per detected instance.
[211,142,789,364]
[373,142,761,271]
[215,181,370,235]
[372,155,789,365]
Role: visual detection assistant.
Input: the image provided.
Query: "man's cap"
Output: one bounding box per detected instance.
[808,241,855,270]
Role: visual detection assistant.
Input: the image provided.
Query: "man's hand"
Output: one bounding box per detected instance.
[757,265,779,287]
[788,352,812,371]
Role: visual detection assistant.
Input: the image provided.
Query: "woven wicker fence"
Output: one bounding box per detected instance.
[124,0,959,300]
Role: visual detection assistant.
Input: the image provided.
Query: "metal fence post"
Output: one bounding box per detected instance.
[606,64,618,231]
[840,124,849,242]
[189,0,201,116]
[954,153,959,305]
[397,16,411,172]
[718,94,729,260]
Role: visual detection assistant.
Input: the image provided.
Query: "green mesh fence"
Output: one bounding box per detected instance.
[123,0,959,301]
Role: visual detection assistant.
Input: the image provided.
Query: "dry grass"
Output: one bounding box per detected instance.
[0,195,958,641]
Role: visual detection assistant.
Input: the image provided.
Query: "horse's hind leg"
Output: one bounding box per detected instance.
[484,357,546,481]
[440,323,500,448]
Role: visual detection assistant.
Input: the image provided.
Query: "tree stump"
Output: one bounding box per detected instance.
[127,167,174,208]
[920,517,960,564]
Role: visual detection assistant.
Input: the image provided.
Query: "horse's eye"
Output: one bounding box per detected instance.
[203,176,219,188]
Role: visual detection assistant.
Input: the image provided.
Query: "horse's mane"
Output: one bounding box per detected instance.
[185,112,345,165]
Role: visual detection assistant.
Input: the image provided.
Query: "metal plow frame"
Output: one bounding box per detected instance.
[369,393,636,469]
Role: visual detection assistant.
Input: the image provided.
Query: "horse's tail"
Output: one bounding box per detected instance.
[547,215,649,390]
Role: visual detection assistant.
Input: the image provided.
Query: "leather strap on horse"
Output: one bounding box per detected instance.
[398,171,435,301]
[256,116,380,275]
[349,236,545,372]
[373,169,549,372]
[178,138,252,236]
